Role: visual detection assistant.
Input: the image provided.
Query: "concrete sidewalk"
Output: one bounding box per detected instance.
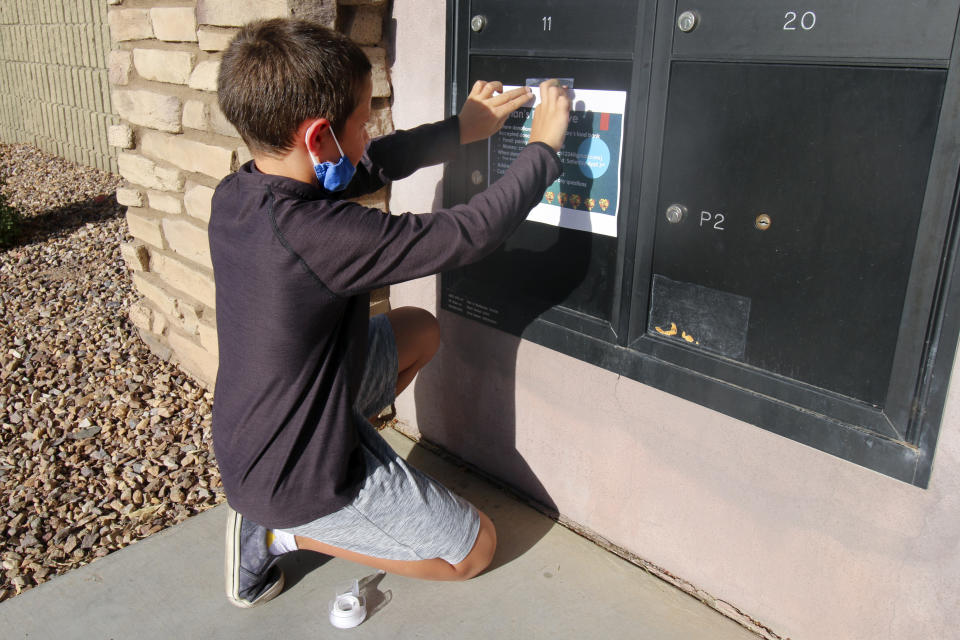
[1,428,759,639]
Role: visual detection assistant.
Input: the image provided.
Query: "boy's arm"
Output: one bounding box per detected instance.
[337,117,462,199]
[340,83,535,199]
[278,80,570,295]
[281,140,562,296]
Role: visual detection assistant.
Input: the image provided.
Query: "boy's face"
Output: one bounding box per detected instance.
[337,74,373,166]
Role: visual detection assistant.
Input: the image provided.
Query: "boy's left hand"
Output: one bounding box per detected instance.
[458,81,534,145]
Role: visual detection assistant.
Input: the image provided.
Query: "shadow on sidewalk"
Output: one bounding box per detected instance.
[275,550,334,591]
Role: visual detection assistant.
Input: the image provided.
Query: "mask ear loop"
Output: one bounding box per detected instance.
[328,128,346,158]
[306,124,346,165]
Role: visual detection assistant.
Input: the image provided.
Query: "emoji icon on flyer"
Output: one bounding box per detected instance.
[586,198,595,210]
[599,198,610,212]
[545,191,555,204]
[558,192,568,207]
[570,194,582,209]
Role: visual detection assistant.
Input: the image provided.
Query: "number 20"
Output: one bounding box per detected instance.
[784,10,816,30]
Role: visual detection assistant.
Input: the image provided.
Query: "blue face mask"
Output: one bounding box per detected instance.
[308,128,356,192]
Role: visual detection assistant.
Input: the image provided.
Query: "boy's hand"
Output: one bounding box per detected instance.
[529,79,571,153]
[458,80,534,145]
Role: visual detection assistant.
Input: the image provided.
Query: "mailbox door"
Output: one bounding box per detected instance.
[670,0,960,62]
[645,62,946,409]
[624,0,960,463]
[442,54,636,341]
[469,0,637,57]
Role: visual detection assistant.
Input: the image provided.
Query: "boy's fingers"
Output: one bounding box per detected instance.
[470,79,487,96]
[489,87,533,113]
[479,81,503,99]
[539,79,571,105]
[544,84,571,111]
[489,85,529,106]
[543,83,563,102]
[495,89,535,114]
[539,78,559,95]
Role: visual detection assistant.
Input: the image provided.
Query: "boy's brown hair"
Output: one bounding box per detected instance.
[217,18,372,156]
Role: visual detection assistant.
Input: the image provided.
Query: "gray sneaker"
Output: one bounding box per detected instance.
[225,505,285,608]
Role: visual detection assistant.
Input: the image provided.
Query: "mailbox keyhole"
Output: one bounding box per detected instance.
[666,203,688,224]
[677,10,698,32]
[471,15,486,32]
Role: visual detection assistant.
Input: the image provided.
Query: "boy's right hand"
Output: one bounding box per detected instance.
[528,80,572,153]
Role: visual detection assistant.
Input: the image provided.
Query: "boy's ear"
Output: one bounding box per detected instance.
[303,118,331,158]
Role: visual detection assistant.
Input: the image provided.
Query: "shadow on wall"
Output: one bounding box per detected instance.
[404,179,595,573]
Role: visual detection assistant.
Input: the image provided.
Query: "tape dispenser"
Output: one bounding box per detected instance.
[329,578,367,629]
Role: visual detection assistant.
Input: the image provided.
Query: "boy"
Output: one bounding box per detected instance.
[210,18,570,608]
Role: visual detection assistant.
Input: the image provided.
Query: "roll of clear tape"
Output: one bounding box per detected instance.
[329,580,367,629]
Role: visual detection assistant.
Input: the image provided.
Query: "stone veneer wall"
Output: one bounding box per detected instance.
[108,0,393,388]
[0,0,117,172]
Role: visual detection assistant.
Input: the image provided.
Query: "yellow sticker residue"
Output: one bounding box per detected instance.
[655,322,678,336]
[656,322,700,345]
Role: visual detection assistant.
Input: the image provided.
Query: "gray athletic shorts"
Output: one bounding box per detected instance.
[279,314,481,565]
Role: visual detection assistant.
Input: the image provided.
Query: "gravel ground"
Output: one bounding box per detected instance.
[0,144,224,603]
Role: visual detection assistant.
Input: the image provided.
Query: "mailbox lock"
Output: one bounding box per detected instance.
[470,15,487,32]
[677,11,699,33]
[755,213,772,231]
[665,204,688,224]
[471,170,484,185]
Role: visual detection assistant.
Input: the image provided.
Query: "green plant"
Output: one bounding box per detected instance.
[0,182,21,248]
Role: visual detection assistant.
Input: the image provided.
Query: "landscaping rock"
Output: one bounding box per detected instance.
[0,143,224,603]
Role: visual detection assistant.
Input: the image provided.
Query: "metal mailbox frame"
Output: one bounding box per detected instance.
[442,0,960,487]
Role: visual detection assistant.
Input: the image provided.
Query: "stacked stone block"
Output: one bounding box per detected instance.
[110,0,394,388]
[0,0,117,172]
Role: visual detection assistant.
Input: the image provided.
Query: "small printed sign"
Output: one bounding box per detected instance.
[489,86,627,237]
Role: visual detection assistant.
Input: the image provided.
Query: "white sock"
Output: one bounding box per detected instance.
[267,528,298,555]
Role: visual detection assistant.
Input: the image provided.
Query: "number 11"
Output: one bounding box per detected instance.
[543,16,552,31]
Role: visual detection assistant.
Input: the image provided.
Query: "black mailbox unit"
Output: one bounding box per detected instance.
[441,0,960,487]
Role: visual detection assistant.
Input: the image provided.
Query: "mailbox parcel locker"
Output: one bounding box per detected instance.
[440,0,960,487]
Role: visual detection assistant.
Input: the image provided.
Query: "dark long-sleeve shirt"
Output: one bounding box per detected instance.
[208,117,561,527]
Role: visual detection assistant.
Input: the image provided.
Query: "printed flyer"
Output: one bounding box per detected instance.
[488,86,627,237]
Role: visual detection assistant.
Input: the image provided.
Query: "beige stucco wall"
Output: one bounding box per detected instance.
[0,0,117,172]
[387,3,960,639]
